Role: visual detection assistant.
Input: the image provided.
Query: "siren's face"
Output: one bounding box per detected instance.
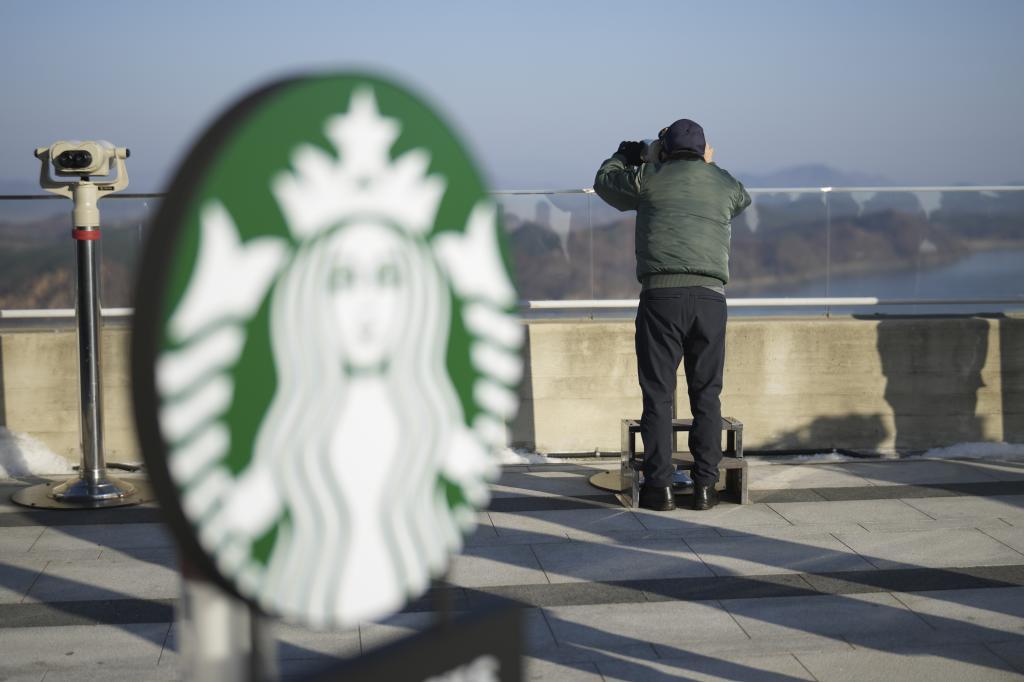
[327,223,407,369]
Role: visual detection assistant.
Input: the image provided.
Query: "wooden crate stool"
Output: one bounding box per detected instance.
[590,417,747,507]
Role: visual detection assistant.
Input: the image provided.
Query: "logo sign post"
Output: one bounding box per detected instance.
[132,73,524,679]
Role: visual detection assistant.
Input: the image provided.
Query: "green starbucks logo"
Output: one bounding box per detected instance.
[133,76,522,629]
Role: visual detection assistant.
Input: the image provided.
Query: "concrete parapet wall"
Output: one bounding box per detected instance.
[1,315,1022,463]
[512,314,1024,455]
[0,326,137,463]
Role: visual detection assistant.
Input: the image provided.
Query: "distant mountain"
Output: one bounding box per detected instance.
[735,164,892,189]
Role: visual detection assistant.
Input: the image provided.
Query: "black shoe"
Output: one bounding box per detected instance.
[639,485,676,511]
[693,484,719,511]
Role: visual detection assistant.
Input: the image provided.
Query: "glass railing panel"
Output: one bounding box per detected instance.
[2,189,1021,317]
[0,198,75,309]
[0,196,156,309]
[588,194,641,301]
[496,192,594,301]
[728,191,829,315]
[824,190,1024,315]
[98,196,158,308]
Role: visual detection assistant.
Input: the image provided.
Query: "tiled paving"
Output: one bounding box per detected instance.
[1,457,1024,680]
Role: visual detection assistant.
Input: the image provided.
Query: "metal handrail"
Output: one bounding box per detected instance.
[0,308,134,319]
[3,185,1024,201]
[525,297,1024,310]
[0,192,165,200]
[4,296,1024,320]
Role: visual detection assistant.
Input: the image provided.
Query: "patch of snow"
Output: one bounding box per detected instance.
[747,452,861,465]
[498,447,569,464]
[919,442,1024,461]
[0,427,75,478]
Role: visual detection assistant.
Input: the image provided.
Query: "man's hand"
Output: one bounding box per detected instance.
[704,143,715,163]
[617,140,645,166]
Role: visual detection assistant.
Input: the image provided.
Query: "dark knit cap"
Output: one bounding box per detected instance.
[662,119,706,156]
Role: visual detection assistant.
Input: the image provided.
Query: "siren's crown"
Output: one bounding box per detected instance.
[272,88,446,240]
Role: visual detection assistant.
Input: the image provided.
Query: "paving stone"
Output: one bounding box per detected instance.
[795,643,1021,681]
[278,657,344,680]
[980,527,1024,555]
[891,587,1024,633]
[274,621,360,659]
[721,592,931,640]
[858,518,1013,533]
[0,670,44,682]
[0,483,31,514]
[359,609,556,655]
[464,581,648,609]
[446,545,550,587]
[0,526,45,553]
[36,662,180,681]
[715,523,868,539]
[641,573,816,603]
[491,472,599,499]
[800,565,1024,597]
[650,635,854,659]
[842,460,1009,486]
[985,639,1024,674]
[462,513,500,546]
[834,528,1024,569]
[839,627,1024,651]
[358,612,437,653]
[523,657,602,681]
[96,547,180,567]
[0,624,169,668]
[768,499,933,525]
[684,533,876,576]
[543,601,748,650]
[26,558,179,603]
[23,549,106,562]
[750,489,825,503]
[488,495,618,514]
[936,460,1024,482]
[531,538,713,583]
[488,508,645,543]
[0,556,49,604]
[597,652,815,681]
[748,463,876,490]
[585,527,723,542]
[903,495,1024,523]
[632,504,792,533]
[527,642,659,663]
[31,524,174,552]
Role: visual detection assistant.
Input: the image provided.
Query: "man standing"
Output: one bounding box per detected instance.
[594,119,750,511]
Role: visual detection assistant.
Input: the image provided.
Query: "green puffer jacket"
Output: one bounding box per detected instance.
[594,153,751,288]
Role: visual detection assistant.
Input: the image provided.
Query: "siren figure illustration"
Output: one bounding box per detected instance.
[155,88,523,628]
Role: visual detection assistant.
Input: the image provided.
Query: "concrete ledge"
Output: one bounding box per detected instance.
[1,314,1022,462]
[512,314,1024,454]
[1,326,137,462]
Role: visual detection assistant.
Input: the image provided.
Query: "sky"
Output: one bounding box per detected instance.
[1,0,1022,192]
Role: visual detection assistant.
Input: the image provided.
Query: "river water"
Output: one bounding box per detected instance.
[733,248,1024,316]
[524,248,1024,319]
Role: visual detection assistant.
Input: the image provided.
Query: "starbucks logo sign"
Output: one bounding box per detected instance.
[133,75,522,629]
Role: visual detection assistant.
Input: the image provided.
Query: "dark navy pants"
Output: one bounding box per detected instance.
[635,286,727,488]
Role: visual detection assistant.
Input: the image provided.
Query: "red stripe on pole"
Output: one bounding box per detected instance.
[72,229,100,241]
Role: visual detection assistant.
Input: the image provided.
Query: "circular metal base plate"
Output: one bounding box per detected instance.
[588,469,695,493]
[589,470,627,492]
[11,478,156,510]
